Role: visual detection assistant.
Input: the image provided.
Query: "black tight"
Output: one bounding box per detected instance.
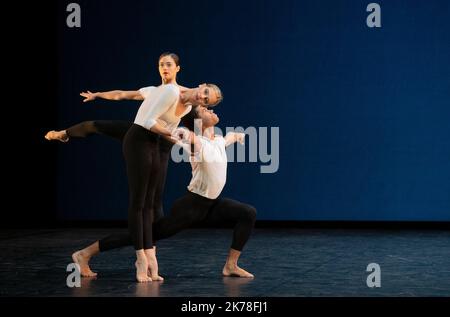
[153,139,172,222]
[99,191,257,252]
[64,120,171,222]
[122,124,161,250]
[66,120,132,141]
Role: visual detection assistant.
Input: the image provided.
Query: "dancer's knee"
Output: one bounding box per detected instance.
[241,205,257,222]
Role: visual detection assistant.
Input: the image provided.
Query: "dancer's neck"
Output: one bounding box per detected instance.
[202,127,215,140]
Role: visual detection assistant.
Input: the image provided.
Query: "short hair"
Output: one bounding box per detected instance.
[181,106,201,132]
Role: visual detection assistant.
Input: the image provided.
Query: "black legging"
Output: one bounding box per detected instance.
[123,124,161,250]
[66,120,132,141]
[99,191,257,252]
[153,138,172,222]
[65,120,171,222]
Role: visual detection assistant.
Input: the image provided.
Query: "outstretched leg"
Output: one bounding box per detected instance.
[45,130,69,142]
[72,242,100,277]
[45,120,132,142]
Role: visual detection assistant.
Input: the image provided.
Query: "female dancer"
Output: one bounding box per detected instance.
[110,83,222,283]
[73,106,256,279]
[47,53,223,282]
[46,52,192,222]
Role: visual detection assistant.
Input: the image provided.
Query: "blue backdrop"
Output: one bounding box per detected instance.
[56,0,450,221]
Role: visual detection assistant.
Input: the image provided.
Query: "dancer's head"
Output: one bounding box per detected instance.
[158,52,180,84]
[190,84,223,107]
[182,106,219,132]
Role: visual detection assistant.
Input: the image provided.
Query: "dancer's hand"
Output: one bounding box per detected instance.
[225,132,245,146]
[235,133,245,145]
[172,127,191,144]
[80,91,97,102]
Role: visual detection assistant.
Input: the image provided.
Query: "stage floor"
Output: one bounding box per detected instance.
[1,228,449,297]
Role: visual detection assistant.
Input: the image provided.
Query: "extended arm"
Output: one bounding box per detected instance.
[172,128,202,155]
[80,90,144,102]
[225,132,245,147]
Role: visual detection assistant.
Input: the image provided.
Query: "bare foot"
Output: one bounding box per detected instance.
[45,130,69,143]
[135,260,152,283]
[223,264,254,278]
[72,251,97,277]
[145,249,164,281]
[147,269,164,281]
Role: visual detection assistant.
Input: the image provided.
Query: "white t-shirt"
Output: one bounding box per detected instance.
[135,84,191,132]
[187,135,228,199]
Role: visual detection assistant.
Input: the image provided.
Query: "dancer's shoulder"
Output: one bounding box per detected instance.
[138,86,157,98]
[161,83,180,95]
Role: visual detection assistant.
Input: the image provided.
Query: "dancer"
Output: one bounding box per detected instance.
[47,52,223,282]
[121,83,222,283]
[73,106,256,279]
[63,79,222,283]
[45,52,201,223]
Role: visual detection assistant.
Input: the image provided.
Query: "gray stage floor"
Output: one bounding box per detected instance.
[1,228,449,297]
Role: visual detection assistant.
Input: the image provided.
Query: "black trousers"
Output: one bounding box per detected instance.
[66,120,171,222]
[99,191,257,252]
[122,124,161,250]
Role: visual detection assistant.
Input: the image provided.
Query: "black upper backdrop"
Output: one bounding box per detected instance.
[6,1,450,226]
[5,1,58,227]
